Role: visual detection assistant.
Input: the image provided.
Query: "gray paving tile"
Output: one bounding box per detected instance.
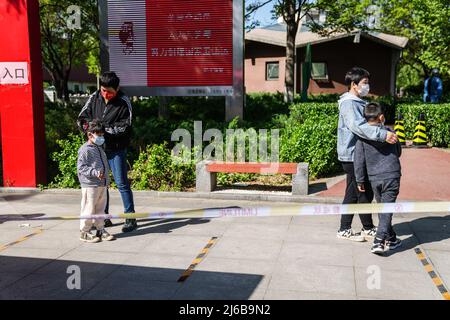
[263,289,357,300]
[354,267,442,300]
[268,264,356,295]
[207,237,283,261]
[278,242,354,267]
[222,223,289,240]
[141,234,215,257]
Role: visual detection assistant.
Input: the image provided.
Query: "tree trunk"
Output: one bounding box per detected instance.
[53,77,64,100]
[284,2,298,103]
[63,80,70,103]
[158,96,169,119]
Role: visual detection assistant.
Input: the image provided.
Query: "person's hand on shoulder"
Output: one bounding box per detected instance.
[385,131,398,144]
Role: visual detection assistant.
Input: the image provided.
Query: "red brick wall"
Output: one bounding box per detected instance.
[245,41,286,93]
[245,36,397,97]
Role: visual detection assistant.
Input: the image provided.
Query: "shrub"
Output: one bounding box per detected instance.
[45,102,82,182]
[396,103,450,147]
[130,143,196,191]
[280,114,340,178]
[49,133,85,188]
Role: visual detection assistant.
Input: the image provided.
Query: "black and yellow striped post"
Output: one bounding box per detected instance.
[412,113,429,147]
[394,113,406,145]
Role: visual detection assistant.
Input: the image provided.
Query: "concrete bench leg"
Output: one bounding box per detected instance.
[196,161,217,192]
[292,162,309,195]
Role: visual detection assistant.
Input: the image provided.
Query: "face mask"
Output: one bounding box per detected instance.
[358,84,370,97]
[92,134,105,146]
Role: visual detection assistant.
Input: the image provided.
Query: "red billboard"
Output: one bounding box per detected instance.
[147,0,233,86]
[102,0,242,96]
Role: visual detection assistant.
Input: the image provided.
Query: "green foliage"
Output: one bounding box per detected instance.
[44,101,81,182]
[49,133,84,188]
[217,173,257,186]
[312,0,375,34]
[377,0,450,90]
[40,0,99,100]
[396,103,450,147]
[130,143,196,191]
[45,94,450,191]
[280,112,340,178]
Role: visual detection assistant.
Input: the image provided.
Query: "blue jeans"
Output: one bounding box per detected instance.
[105,149,135,214]
[371,178,400,241]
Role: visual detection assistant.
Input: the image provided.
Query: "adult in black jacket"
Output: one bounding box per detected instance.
[77,72,137,233]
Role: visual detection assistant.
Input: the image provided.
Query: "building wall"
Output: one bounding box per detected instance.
[245,36,398,97]
[68,81,97,93]
[245,41,286,93]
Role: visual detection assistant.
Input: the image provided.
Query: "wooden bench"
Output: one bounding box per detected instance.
[196,161,309,195]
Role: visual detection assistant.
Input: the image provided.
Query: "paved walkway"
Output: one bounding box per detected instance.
[318,148,450,201]
[1,192,449,300]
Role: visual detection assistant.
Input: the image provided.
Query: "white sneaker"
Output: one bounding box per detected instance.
[96,229,115,241]
[80,231,100,243]
[361,227,377,240]
[337,229,365,242]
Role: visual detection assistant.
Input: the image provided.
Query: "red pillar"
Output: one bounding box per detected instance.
[0,0,46,187]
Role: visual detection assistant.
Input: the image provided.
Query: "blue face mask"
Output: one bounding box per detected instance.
[92,134,105,146]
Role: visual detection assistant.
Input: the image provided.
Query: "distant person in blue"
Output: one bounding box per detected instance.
[423,68,443,103]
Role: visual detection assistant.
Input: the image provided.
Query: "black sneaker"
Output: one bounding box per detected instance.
[371,238,385,255]
[104,219,113,228]
[386,237,402,250]
[122,219,138,233]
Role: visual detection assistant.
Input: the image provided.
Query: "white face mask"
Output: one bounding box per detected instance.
[90,134,105,146]
[358,83,370,97]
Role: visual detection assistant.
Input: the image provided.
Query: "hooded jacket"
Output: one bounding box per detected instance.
[354,126,402,183]
[337,92,388,162]
[77,142,110,188]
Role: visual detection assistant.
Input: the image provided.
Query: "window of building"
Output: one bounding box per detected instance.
[311,62,328,80]
[266,61,279,81]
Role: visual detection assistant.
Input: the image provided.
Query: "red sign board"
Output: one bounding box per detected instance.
[104,0,240,96]
[146,0,233,86]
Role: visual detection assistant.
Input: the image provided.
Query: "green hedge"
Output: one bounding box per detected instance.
[129,143,196,191]
[48,133,84,188]
[396,104,450,148]
[44,97,450,189]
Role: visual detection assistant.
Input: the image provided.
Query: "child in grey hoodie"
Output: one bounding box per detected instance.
[354,103,402,254]
[77,120,115,243]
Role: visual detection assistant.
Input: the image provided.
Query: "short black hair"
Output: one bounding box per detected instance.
[345,67,370,86]
[100,71,120,90]
[364,102,384,122]
[86,119,104,135]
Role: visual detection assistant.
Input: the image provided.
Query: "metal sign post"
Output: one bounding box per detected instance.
[0,0,46,187]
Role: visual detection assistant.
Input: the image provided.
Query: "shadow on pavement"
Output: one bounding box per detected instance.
[0,193,39,202]
[113,205,241,238]
[388,215,450,256]
[114,218,211,239]
[0,213,46,224]
[0,255,263,299]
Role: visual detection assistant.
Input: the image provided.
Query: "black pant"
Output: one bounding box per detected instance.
[339,162,374,231]
[371,178,400,241]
